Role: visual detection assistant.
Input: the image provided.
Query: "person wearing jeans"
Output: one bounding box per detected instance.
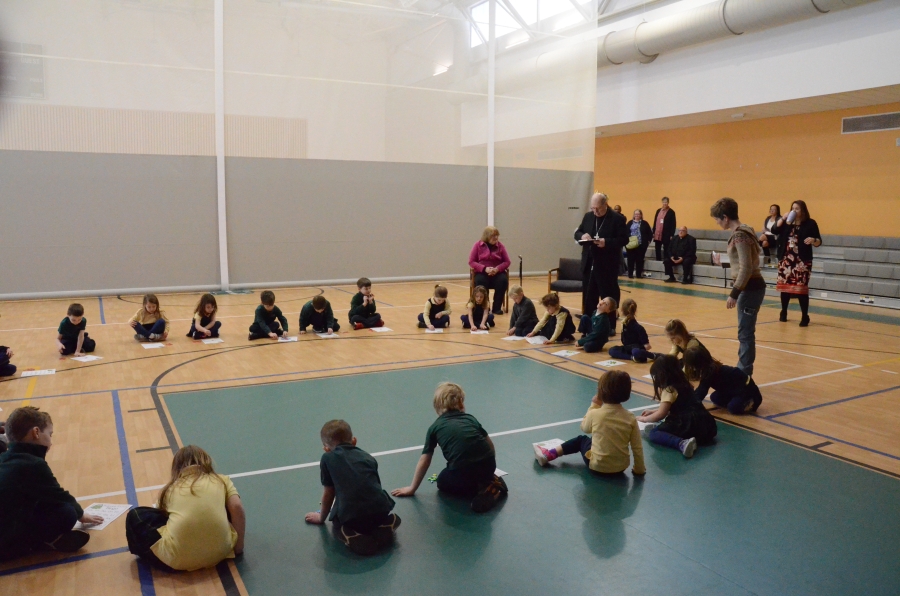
[710,197,766,377]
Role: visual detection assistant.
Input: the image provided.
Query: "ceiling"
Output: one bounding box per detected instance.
[595,84,900,137]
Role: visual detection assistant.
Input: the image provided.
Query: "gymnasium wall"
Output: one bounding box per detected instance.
[594,102,900,238]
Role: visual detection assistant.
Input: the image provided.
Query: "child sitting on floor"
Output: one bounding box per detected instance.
[0,345,16,377]
[665,319,706,360]
[418,285,451,330]
[305,420,400,556]
[57,303,96,355]
[0,407,104,560]
[461,285,495,331]
[527,293,576,344]
[506,285,538,337]
[248,290,288,340]
[534,370,645,476]
[637,355,717,459]
[125,445,245,571]
[349,278,384,330]
[129,294,170,342]
[300,295,340,334]
[392,382,507,513]
[608,299,654,362]
[684,345,762,414]
[577,297,617,353]
[187,293,221,339]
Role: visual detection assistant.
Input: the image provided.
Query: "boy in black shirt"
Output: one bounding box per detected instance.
[57,303,96,356]
[305,420,399,556]
[299,296,341,334]
[248,291,289,340]
[392,382,507,513]
[348,278,384,330]
[506,285,539,337]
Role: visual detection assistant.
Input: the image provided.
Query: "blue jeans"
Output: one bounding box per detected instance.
[648,428,683,450]
[134,319,166,339]
[609,345,653,363]
[418,313,450,328]
[736,287,766,377]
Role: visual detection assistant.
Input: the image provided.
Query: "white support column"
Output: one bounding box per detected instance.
[487,0,496,227]
[214,0,230,290]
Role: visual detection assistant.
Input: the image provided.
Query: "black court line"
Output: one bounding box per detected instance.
[135,446,171,453]
[811,441,834,449]
[216,561,241,596]
[128,407,158,413]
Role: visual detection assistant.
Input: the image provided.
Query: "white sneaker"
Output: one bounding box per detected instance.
[678,437,697,459]
[533,443,549,467]
[639,421,658,438]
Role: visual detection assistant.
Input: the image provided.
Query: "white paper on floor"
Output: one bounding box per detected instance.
[501,335,526,341]
[21,369,56,376]
[551,350,579,358]
[526,336,548,345]
[141,343,165,349]
[425,328,444,334]
[75,503,132,531]
[495,469,508,477]
[71,355,102,362]
[278,336,298,342]
[469,330,489,335]
[316,333,339,339]
[642,374,652,379]
[370,327,392,333]
[201,338,224,344]
[595,360,624,367]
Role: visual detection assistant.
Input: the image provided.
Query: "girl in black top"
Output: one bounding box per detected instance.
[773,200,822,327]
[683,345,762,415]
[758,204,781,264]
[608,299,654,362]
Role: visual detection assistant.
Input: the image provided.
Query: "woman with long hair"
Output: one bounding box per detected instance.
[773,200,822,327]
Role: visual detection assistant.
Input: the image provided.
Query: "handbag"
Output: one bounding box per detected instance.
[626,235,640,250]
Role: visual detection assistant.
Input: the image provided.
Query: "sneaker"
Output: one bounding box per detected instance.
[372,513,402,549]
[678,437,697,459]
[417,321,426,328]
[664,277,677,283]
[640,422,658,438]
[134,334,145,341]
[44,529,90,553]
[148,334,161,341]
[374,320,385,328]
[353,322,365,330]
[471,476,508,513]
[339,525,378,556]
[533,444,557,466]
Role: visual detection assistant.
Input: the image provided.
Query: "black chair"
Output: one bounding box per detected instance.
[548,258,583,295]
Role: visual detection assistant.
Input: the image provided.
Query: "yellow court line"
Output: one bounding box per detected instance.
[22,369,37,406]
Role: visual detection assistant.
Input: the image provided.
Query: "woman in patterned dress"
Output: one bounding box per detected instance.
[773,200,821,327]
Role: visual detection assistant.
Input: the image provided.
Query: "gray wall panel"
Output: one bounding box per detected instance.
[225,158,488,284]
[0,151,219,295]
[495,167,593,276]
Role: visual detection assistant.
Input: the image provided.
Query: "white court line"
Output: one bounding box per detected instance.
[758,365,862,388]
[881,370,898,375]
[75,406,659,501]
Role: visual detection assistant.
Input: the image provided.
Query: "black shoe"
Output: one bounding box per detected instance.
[799,316,810,327]
[471,476,508,513]
[372,513,402,549]
[747,379,763,413]
[491,309,504,315]
[417,321,426,329]
[45,530,90,553]
[339,525,378,556]
[627,274,634,279]
[779,311,787,322]
[664,277,677,283]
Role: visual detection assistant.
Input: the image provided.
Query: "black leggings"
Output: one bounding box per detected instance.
[125,507,177,572]
[781,293,809,317]
[436,457,497,498]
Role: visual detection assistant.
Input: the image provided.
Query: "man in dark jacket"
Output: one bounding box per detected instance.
[0,407,102,560]
[652,196,677,261]
[664,226,698,284]
[574,192,628,334]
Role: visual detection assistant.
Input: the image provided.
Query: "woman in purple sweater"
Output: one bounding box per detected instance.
[468,226,511,315]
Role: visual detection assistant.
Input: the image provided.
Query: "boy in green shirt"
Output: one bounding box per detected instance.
[348,278,384,330]
[248,291,289,340]
[299,296,341,334]
[57,303,96,356]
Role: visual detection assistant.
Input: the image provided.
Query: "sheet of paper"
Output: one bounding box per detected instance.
[526,336,548,345]
[642,374,652,379]
[494,468,508,477]
[71,355,102,362]
[370,327,392,333]
[637,421,656,432]
[278,336,298,342]
[470,330,489,335]
[551,350,579,358]
[75,503,132,531]
[201,338,224,344]
[533,438,564,450]
[316,333,339,339]
[501,335,527,341]
[21,369,56,377]
[425,328,443,334]
[141,343,165,349]
[596,359,624,367]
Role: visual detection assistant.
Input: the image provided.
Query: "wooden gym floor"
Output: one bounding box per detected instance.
[0,277,898,595]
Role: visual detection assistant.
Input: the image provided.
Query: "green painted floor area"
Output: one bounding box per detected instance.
[164,359,900,596]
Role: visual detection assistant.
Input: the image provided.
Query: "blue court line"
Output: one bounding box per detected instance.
[767,383,900,420]
[98,296,106,325]
[0,547,130,577]
[766,417,900,462]
[328,285,394,307]
[112,390,156,596]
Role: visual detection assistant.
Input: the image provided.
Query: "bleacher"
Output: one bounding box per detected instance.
[637,230,900,310]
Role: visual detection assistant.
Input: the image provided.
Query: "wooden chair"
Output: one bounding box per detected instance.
[547,258,583,295]
[469,268,509,313]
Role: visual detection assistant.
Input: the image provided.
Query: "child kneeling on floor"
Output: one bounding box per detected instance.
[637,356,717,459]
[0,407,104,560]
[125,445,245,571]
[392,382,507,513]
[534,370,645,476]
[684,345,762,414]
[305,420,400,556]
[526,293,576,344]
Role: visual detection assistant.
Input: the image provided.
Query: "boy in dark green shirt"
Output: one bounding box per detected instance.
[392,382,507,513]
[249,290,289,340]
[299,295,341,334]
[0,407,104,560]
[348,277,384,330]
[57,303,96,356]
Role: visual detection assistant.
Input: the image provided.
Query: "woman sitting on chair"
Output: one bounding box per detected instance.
[468,226,511,315]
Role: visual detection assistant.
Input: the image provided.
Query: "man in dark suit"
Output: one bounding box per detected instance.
[574,192,628,335]
[652,196,677,261]
[664,226,697,284]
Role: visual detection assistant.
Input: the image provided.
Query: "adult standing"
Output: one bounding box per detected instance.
[625,210,652,279]
[758,204,781,265]
[710,198,766,378]
[663,226,697,284]
[574,193,628,335]
[468,226,511,315]
[652,197,676,261]
[773,200,821,327]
